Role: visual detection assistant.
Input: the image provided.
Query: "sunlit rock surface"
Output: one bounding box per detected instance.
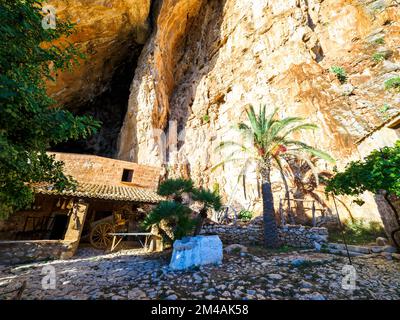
[169,236,223,270]
[46,0,151,110]
[118,0,400,223]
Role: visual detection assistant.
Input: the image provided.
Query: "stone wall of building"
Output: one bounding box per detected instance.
[0,197,57,240]
[201,218,328,248]
[0,240,76,265]
[52,152,161,190]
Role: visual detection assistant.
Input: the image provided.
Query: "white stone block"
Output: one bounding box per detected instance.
[169,235,223,271]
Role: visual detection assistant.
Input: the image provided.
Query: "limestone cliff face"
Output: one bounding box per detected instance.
[47,0,151,109]
[117,0,400,221]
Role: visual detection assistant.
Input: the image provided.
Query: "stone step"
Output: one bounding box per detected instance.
[327,243,398,256]
[327,248,368,257]
[328,243,370,254]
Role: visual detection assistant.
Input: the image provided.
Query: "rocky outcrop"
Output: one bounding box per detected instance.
[117,0,399,222]
[169,235,223,270]
[46,0,152,110]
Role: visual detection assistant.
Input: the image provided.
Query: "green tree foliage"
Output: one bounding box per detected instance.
[142,178,222,243]
[191,188,222,235]
[384,77,400,92]
[192,188,222,212]
[0,0,101,218]
[141,201,195,243]
[329,66,347,84]
[326,141,400,197]
[157,178,194,200]
[238,210,253,222]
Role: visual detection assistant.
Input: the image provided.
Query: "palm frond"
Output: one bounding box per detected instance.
[268,117,304,142]
[283,152,320,186]
[266,107,279,129]
[211,157,252,172]
[284,140,335,163]
[259,104,267,133]
[238,122,250,131]
[281,123,319,139]
[215,141,254,158]
[192,188,222,211]
[245,105,263,140]
[215,140,246,151]
[157,178,193,196]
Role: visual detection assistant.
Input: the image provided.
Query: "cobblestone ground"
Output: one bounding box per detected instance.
[0,247,399,300]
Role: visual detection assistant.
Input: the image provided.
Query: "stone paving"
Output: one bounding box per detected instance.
[0,246,399,300]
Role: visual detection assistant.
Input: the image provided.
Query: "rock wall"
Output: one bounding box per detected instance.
[201,218,328,248]
[0,240,76,265]
[117,0,400,223]
[46,0,152,110]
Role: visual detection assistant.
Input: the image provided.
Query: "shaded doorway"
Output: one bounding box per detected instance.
[49,214,70,240]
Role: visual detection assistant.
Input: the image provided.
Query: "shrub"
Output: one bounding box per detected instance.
[212,182,220,195]
[143,178,222,243]
[329,219,386,245]
[202,114,210,123]
[379,104,391,120]
[373,37,385,45]
[330,66,347,84]
[157,178,193,199]
[379,104,390,113]
[141,201,196,243]
[326,140,400,197]
[384,77,400,92]
[372,53,385,62]
[192,189,222,212]
[238,210,253,222]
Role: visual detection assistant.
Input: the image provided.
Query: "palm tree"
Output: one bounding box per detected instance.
[143,178,222,243]
[214,106,335,248]
[192,188,222,235]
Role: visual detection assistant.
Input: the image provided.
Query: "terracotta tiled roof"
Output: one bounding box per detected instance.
[34,183,164,204]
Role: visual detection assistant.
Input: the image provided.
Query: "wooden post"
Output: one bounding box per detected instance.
[312,201,316,227]
[63,199,89,258]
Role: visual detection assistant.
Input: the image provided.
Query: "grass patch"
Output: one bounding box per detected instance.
[231,247,242,255]
[330,66,347,84]
[384,77,400,92]
[328,219,386,245]
[379,104,390,113]
[372,52,385,62]
[373,37,385,45]
[238,210,253,222]
[202,114,210,123]
[248,245,299,256]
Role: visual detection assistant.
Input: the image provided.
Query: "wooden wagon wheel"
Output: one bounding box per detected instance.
[90,222,115,250]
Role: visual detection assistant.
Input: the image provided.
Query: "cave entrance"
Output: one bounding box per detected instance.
[52,45,144,158]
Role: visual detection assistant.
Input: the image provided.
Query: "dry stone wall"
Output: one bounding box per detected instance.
[0,240,75,265]
[201,218,328,248]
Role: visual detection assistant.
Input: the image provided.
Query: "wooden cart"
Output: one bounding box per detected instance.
[89,206,135,250]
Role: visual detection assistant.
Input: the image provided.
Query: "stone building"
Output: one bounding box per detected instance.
[0,153,163,265]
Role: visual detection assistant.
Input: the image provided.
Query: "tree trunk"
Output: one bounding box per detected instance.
[260,160,280,248]
[375,191,400,248]
[193,208,207,236]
